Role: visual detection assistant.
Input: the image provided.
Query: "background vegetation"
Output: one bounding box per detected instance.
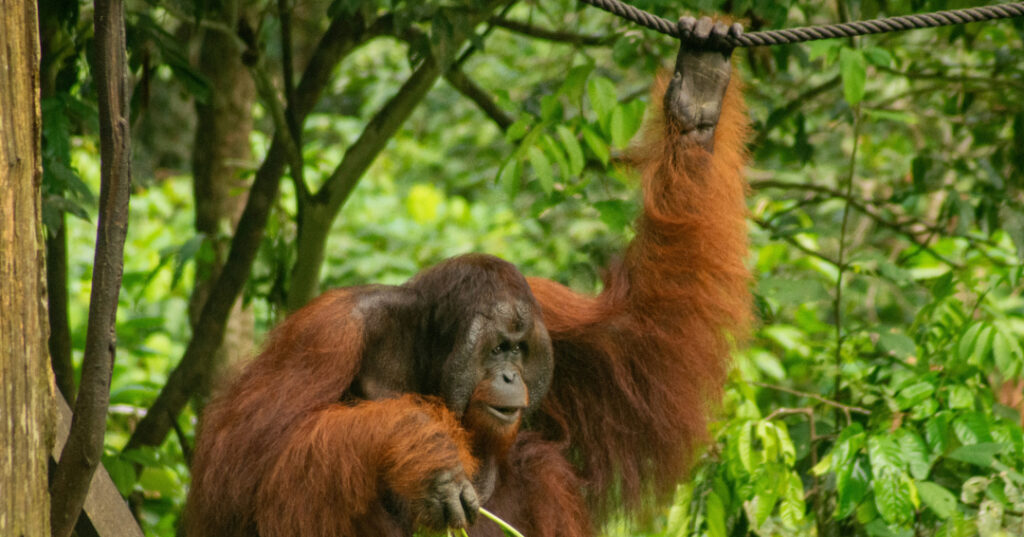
[38,0,1024,535]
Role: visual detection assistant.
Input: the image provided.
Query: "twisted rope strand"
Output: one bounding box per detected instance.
[577,0,1024,46]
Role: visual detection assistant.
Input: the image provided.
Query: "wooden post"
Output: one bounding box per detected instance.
[0,0,54,535]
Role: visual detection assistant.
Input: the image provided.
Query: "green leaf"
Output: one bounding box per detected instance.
[593,200,634,232]
[836,456,870,519]
[540,134,569,181]
[706,490,727,537]
[896,381,935,410]
[581,125,609,166]
[171,234,207,289]
[916,481,957,519]
[555,125,585,176]
[863,46,893,67]
[953,412,993,445]
[757,421,779,462]
[586,77,617,128]
[868,436,903,474]
[779,471,806,528]
[947,385,974,410]
[139,466,182,498]
[505,117,532,143]
[833,423,866,467]
[752,466,780,527]
[610,105,628,148]
[839,48,867,106]
[947,442,1005,467]
[738,421,755,473]
[957,322,985,361]
[102,454,136,497]
[925,412,952,454]
[897,430,931,480]
[527,146,553,194]
[497,158,521,197]
[993,327,1024,376]
[872,468,914,525]
[559,63,595,106]
[879,331,917,359]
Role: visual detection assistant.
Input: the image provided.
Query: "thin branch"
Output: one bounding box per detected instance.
[445,66,514,131]
[489,16,612,46]
[751,179,966,268]
[50,0,132,535]
[276,0,307,203]
[753,74,840,148]
[751,215,842,267]
[752,381,871,416]
[125,12,390,452]
[832,101,861,414]
[763,406,815,422]
[250,61,308,202]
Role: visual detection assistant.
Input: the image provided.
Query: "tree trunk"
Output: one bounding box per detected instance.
[0,1,54,535]
[189,0,256,410]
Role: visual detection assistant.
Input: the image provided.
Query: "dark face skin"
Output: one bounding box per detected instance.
[441,298,553,448]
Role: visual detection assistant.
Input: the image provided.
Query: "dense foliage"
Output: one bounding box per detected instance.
[40,0,1024,535]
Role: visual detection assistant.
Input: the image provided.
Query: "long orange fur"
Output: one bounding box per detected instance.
[183,70,750,536]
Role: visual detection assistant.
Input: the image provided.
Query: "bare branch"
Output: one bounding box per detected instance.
[751,215,842,267]
[50,0,132,535]
[751,179,965,268]
[125,12,391,452]
[490,16,612,46]
[752,381,871,416]
[445,67,514,131]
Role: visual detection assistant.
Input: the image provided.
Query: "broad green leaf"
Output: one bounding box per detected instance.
[706,490,727,537]
[527,146,553,194]
[102,454,136,497]
[559,63,595,106]
[609,106,628,148]
[779,471,806,528]
[505,117,532,143]
[840,48,867,106]
[897,430,931,480]
[879,331,917,359]
[139,466,182,498]
[738,421,755,473]
[555,125,585,176]
[926,412,953,453]
[873,468,914,525]
[993,327,1024,376]
[833,424,866,467]
[497,158,521,197]
[953,412,993,445]
[947,442,1005,467]
[868,436,903,474]
[593,200,634,232]
[970,325,995,366]
[540,134,569,181]
[586,77,617,127]
[863,46,893,67]
[896,381,935,410]
[581,125,609,165]
[752,466,780,526]
[837,456,870,519]
[757,421,779,461]
[811,452,832,476]
[947,385,974,410]
[956,321,985,361]
[916,481,957,519]
[171,234,207,289]
[776,422,797,465]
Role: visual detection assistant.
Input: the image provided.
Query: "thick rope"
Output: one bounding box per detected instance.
[577,0,1024,46]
